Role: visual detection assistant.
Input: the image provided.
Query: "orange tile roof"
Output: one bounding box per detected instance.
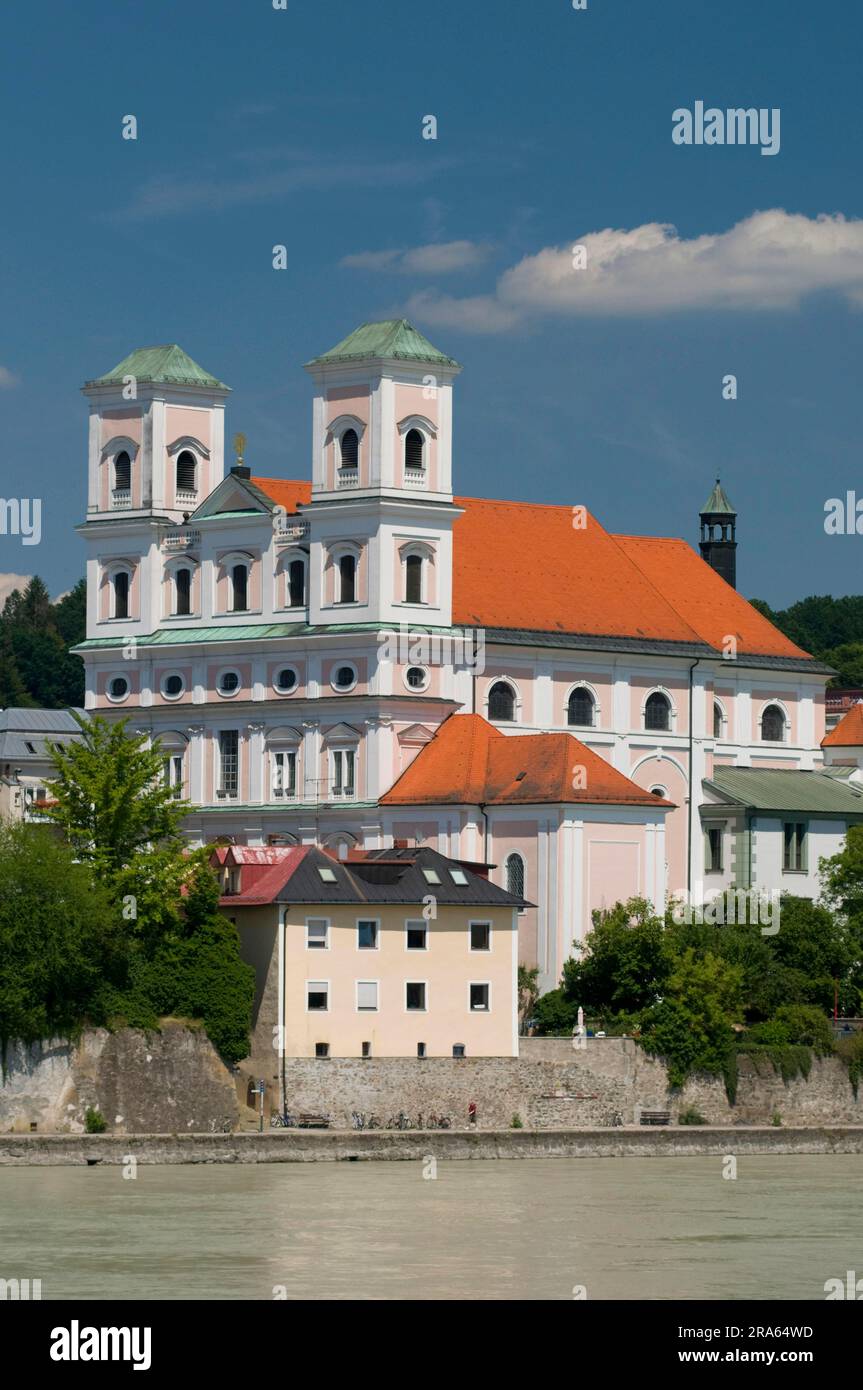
[822,702,863,747]
[250,478,812,661]
[380,713,675,808]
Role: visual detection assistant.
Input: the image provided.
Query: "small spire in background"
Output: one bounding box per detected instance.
[233,432,247,467]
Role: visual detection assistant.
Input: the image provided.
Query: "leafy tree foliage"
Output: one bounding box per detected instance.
[749,593,863,688]
[0,576,85,708]
[0,823,124,1060]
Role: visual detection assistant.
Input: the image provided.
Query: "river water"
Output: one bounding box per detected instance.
[1,1155,860,1300]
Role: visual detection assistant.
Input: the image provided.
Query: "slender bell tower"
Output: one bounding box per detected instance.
[699,478,737,589]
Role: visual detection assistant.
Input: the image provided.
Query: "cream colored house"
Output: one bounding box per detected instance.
[215,842,528,1062]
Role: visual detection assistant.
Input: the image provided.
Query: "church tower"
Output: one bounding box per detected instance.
[302,319,463,628]
[699,478,737,589]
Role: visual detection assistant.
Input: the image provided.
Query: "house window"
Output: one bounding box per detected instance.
[107,675,129,702]
[332,664,356,691]
[272,750,297,798]
[488,681,515,722]
[307,982,329,1011]
[704,825,723,873]
[218,670,240,697]
[274,667,298,694]
[783,821,807,872]
[163,754,184,798]
[114,450,131,492]
[176,450,197,495]
[406,920,427,950]
[217,730,239,798]
[505,852,525,906]
[422,867,441,885]
[357,981,378,1012]
[288,558,306,608]
[470,984,490,1012]
[406,982,426,1011]
[337,554,356,604]
[306,919,328,950]
[357,920,379,950]
[470,922,491,952]
[450,868,468,885]
[175,567,191,616]
[404,428,425,471]
[162,673,184,699]
[318,866,337,883]
[113,570,129,620]
[405,665,428,691]
[331,749,355,798]
[405,553,423,604]
[231,564,248,613]
[567,687,595,727]
[761,704,785,743]
[645,692,671,731]
[315,1043,330,1058]
[452,1044,466,1058]
[713,701,723,739]
[340,428,359,470]
[417,1042,427,1058]
[362,1041,372,1058]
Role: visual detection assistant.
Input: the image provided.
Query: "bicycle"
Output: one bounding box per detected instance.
[386,1111,412,1130]
[351,1111,366,1131]
[270,1110,297,1129]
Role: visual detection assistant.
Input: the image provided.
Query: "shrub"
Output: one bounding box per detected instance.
[85,1107,107,1134]
[745,1020,792,1047]
[678,1105,707,1126]
[771,1110,783,1127]
[510,1114,524,1129]
[531,987,578,1036]
[836,1031,863,1097]
[773,1004,835,1055]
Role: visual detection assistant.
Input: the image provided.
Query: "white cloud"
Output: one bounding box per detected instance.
[341,240,492,275]
[0,366,20,389]
[0,573,33,607]
[405,210,863,332]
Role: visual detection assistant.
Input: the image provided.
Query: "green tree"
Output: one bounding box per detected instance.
[640,949,744,1087]
[562,897,673,1015]
[0,823,124,1061]
[45,713,188,879]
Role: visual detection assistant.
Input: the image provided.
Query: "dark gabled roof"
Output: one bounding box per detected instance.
[219,844,531,909]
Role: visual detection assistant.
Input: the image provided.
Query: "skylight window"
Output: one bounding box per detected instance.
[450,869,468,885]
[317,866,337,882]
[422,868,441,884]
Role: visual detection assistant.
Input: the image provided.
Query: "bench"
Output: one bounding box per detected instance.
[296,1113,331,1129]
[639,1110,671,1126]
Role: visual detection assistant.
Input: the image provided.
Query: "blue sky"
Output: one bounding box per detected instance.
[2,0,862,608]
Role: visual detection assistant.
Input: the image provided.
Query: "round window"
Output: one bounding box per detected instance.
[218,670,240,696]
[406,666,428,690]
[163,674,184,699]
[108,675,129,701]
[274,667,298,694]
[332,664,356,691]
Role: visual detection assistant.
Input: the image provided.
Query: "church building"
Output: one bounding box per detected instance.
[74,322,840,992]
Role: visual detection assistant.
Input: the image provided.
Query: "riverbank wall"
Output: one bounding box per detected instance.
[2,1126,863,1165]
[2,1027,860,1136]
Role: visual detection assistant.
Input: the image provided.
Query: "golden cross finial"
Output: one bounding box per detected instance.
[233,432,246,465]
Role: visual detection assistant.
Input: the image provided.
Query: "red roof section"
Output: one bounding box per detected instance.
[613,535,810,659]
[250,478,812,660]
[380,713,674,808]
[822,702,863,747]
[214,844,310,905]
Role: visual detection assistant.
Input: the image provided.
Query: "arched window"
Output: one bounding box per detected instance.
[761,704,785,743]
[337,554,356,604]
[288,558,306,608]
[176,450,197,495]
[645,691,671,732]
[231,563,248,613]
[340,429,359,470]
[175,567,191,616]
[488,681,515,722]
[713,701,723,739]
[567,687,595,728]
[405,428,424,471]
[405,554,423,604]
[113,570,129,620]
[505,852,525,901]
[114,451,131,492]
